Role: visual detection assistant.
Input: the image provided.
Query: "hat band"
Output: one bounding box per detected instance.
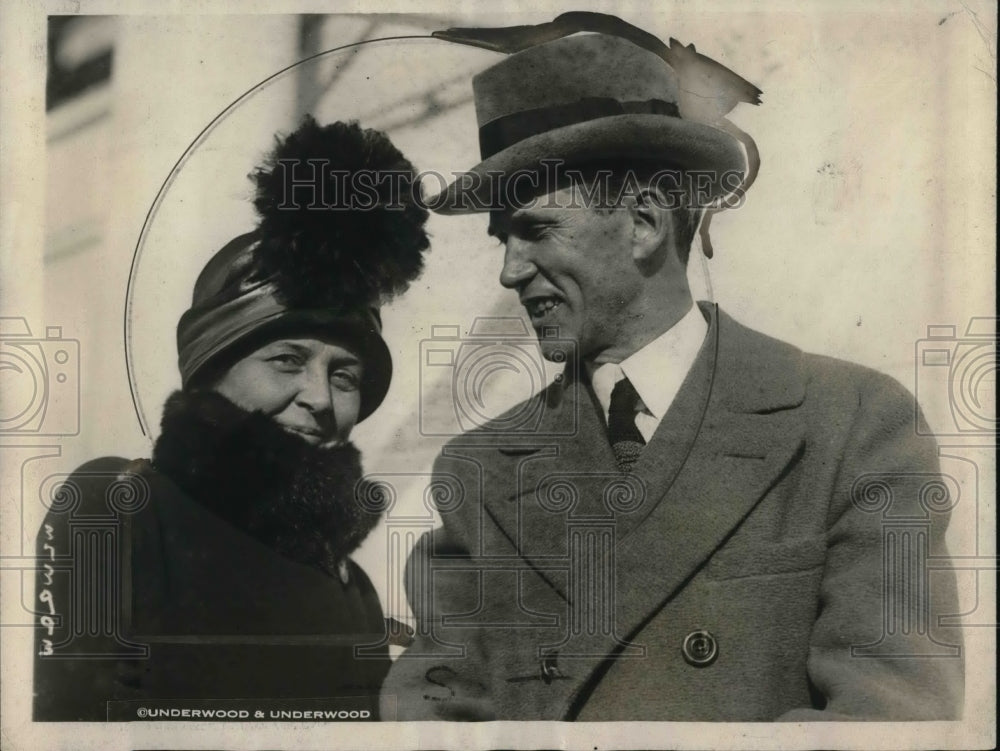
[478,97,680,161]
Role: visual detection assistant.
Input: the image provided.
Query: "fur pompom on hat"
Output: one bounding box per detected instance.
[250,116,430,311]
[176,116,430,421]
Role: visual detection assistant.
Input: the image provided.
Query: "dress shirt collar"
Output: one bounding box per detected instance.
[587,303,709,426]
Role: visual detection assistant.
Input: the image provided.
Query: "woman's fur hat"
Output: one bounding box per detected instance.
[176,116,430,421]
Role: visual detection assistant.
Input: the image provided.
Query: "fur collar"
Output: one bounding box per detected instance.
[152,390,381,576]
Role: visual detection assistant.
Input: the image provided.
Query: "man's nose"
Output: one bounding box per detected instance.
[499,240,536,289]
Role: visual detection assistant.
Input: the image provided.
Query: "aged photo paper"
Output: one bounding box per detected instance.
[1,1,995,749]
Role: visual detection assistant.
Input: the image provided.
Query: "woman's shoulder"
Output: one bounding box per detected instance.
[61,455,157,479]
[67,455,137,475]
[46,456,155,519]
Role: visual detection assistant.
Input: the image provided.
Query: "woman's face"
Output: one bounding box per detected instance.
[212,337,364,447]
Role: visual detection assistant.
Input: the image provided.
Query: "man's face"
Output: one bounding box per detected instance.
[212,336,364,447]
[490,185,639,362]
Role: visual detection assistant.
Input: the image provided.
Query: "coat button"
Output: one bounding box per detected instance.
[682,629,718,667]
[540,652,561,684]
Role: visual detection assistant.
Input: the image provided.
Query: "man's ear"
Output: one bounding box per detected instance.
[628,187,672,265]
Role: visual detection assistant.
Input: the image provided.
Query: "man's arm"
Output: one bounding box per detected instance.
[778,373,964,720]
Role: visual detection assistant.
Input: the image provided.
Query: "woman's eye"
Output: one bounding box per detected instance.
[267,354,304,370]
[331,370,360,391]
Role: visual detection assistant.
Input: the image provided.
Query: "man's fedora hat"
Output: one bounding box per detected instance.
[432,33,749,214]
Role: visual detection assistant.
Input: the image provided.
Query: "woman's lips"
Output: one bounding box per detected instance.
[280,424,324,444]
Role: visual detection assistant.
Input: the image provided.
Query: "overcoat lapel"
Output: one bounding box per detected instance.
[482,366,619,600]
[482,305,807,621]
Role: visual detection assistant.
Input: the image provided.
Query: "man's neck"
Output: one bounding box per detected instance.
[588,292,695,366]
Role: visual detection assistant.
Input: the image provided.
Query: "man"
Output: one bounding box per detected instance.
[380,27,964,721]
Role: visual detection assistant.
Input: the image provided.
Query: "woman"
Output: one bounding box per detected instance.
[33,117,429,721]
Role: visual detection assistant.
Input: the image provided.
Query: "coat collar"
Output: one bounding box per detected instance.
[479,303,807,620]
[151,390,379,576]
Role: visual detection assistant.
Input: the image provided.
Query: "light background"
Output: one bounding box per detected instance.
[1,1,995,749]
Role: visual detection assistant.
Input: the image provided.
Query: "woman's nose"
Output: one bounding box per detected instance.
[295,366,333,413]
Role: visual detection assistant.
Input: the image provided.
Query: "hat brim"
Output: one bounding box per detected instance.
[427,114,748,215]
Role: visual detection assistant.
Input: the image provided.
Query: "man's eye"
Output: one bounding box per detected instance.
[515,224,548,241]
[331,370,360,391]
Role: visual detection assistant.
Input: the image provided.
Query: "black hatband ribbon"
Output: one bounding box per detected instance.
[478,97,680,159]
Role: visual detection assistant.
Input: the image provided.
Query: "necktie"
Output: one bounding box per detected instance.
[607,377,646,472]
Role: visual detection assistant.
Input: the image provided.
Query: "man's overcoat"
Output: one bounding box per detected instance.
[381,303,963,721]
